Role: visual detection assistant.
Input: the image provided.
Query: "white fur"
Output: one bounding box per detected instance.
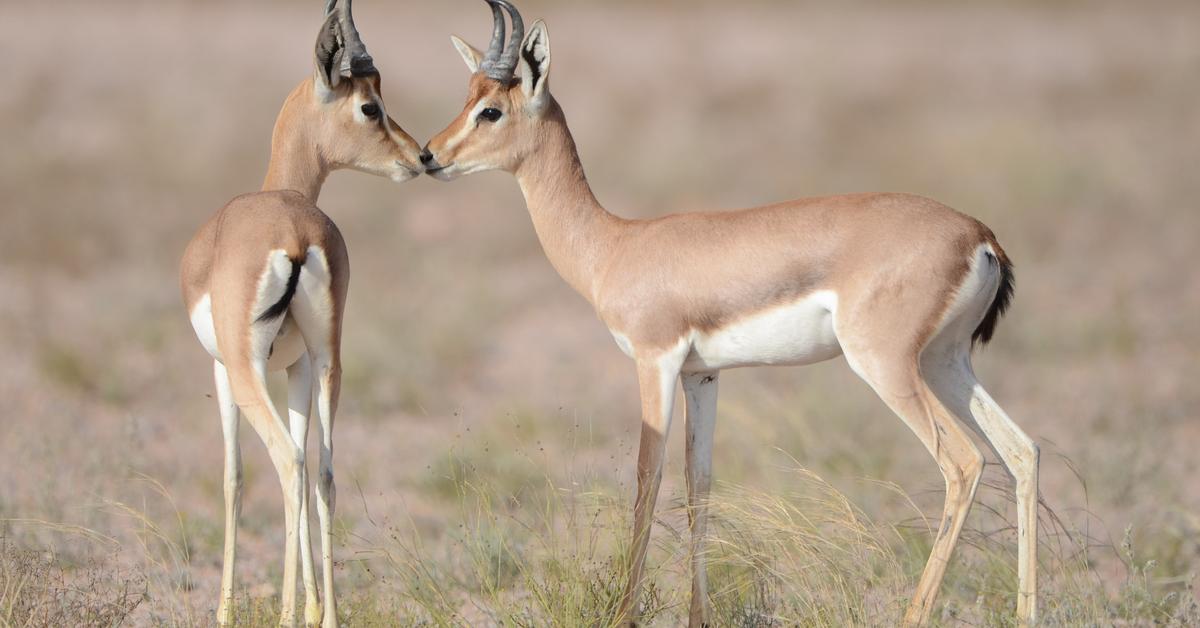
[190,293,220,361]
[657,338,690,421]
[294,246,336,328]
[683,290,842,372]
[610,330,636,359]
[451,35,482,73]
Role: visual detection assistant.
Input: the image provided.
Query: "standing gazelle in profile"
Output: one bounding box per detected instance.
[424,1,1039,626]
[180,1,424,625]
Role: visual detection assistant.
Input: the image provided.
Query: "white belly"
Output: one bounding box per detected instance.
[189,293,306,371]
[683,290,842,372]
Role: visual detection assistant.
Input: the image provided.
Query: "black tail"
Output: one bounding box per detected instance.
[255,259,303,323]
[972,251,1014,347]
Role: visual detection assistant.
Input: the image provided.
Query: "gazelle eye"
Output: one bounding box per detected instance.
[479,107,503,122]
[361,103,380,118]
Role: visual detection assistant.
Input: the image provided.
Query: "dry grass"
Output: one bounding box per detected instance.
[1,0,1198,625]
[0,537,144,627]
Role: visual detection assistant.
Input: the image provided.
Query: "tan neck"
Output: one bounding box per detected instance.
[262,81,329,201]
[514,105,625,302]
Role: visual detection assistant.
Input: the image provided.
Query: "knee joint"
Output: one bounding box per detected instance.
[319,468,334,489]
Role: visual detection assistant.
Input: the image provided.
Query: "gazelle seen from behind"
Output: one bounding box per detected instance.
[180,1,424,625]
[424,2,1039,626]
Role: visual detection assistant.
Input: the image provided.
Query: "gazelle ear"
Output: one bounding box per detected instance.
[451,35,483,74]
[518,20,551,110]
[314,13,345,98]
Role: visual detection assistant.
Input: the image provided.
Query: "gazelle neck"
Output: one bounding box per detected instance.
[262,81,329,201]
[514,104,625,303]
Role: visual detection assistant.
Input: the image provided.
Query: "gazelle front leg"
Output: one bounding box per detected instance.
[287,354,322,626]
[214,361,242,627]
[682,371,718,628]
[617,343,688,626]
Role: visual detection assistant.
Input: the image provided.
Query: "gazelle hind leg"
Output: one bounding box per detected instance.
[682,371,718,628]
[287,353,322,626]
[971,383,1038,625]
[288,247,344,628]
[214,251,307,627]
[923,352,1038,626]
[225,358,305,627]
[843,348,984,626]
[214,360,242,627]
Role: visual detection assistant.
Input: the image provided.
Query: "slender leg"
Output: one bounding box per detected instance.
[617,346,687,626]
[929,362,1039,625]
[309,351,341,628]
[215,360,243,627]
[213,251,308,627]
[844,351,984,626]
[288,354,321,626]
[923,352,1040,626]
[231,367,305,628]
[970,383,1038,625]
[682,371,718,628]
[287,256,343,628]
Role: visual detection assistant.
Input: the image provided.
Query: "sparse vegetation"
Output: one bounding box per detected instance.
[0,537,144,627]
[1,0,1197,625]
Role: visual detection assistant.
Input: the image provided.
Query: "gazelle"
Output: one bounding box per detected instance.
[180,1,424,625]
[424,1,1039,626]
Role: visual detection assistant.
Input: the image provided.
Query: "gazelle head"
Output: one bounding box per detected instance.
[280,0,425,182]
[423,0,553,180]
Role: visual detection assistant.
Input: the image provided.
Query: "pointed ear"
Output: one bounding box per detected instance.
[451,35,483,74]
[314,13,345,99]
[519,20,551,109]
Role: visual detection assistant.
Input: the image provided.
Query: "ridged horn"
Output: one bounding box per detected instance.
[480,0,524,81]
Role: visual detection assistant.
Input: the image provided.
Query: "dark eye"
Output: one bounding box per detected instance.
[361,103,380,118]
[479,107,503,122]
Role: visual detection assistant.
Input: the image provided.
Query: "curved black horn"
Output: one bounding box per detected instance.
[480,0,508,80]
[339,0,377,76]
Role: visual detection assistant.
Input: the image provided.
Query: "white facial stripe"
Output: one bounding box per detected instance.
[443,100,490,154]
[354,85,384,123]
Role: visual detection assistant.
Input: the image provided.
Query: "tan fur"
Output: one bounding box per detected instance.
[428,22,1037,628]
[180,56,422,628]
[429,76,995,352]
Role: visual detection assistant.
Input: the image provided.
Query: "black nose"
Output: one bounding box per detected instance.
[419,150,434,165]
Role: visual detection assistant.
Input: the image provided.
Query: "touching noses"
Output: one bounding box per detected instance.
[419,148,434,165]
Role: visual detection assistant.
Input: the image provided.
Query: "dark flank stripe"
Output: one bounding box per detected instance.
[255,259,303,323]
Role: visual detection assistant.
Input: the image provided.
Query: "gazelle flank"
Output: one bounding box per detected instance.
[179,2,423,626]
[424,2,1038,627]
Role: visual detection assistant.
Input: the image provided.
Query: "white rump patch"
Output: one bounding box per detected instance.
[930,243,1002,347]
[255,249,297,319]
[190,293,221,361]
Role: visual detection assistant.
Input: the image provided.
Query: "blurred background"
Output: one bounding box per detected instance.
[1,0,1198,625]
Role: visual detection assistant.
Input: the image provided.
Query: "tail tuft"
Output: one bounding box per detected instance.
[255,259,303,323]
[973,250,1014,348]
